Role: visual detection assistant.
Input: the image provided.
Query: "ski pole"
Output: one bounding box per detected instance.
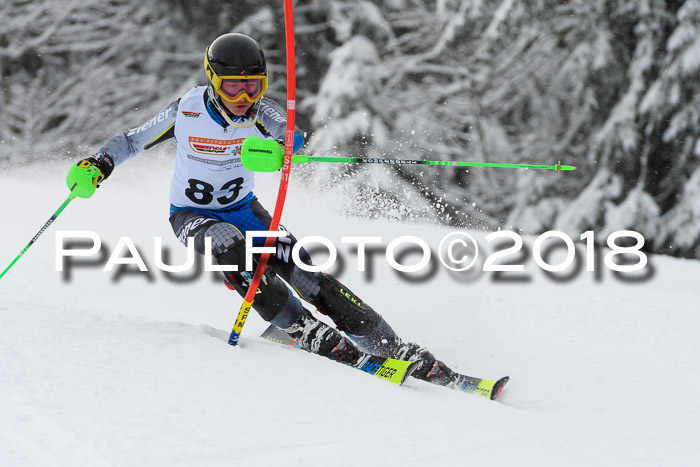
[228,0,297,346]
[0,165,101,280]
[240,136,576,172]
[290,155,575,171]
[0,190,78,280]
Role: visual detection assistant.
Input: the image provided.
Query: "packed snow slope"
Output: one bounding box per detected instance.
[1,157,699,467]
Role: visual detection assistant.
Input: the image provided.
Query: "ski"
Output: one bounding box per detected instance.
[260,324,509,399]
[260,324,417,385]
[444,373,510,400]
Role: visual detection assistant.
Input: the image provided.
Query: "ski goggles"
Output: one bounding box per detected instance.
[204,51,268,103]
[212,75,268,103]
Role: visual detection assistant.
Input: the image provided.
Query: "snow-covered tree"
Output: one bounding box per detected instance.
[644,0,700,257]
[300,0,699,258]
[0,0,271,163]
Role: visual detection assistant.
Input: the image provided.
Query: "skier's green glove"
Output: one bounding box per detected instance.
[66,153,115,198]
[241,136,285,172]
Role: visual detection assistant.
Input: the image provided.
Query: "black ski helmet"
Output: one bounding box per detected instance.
[204,33,267,93]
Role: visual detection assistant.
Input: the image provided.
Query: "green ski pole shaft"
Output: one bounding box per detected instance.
[291,155,575,171]
[0,187,78,280]
[240,136,577,173]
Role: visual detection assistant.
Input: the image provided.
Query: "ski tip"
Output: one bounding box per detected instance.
[401,360,421,385]
[260,324,299,347]
[490,376,510,400]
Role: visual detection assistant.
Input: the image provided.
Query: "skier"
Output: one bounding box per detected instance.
[68,33,464,388]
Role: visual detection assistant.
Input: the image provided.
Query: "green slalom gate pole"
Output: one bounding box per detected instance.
[0,188,78,280]
[291,155,576,172]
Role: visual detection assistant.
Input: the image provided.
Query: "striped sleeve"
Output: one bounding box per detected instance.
[99,99,179,166]
[256,97,305,152]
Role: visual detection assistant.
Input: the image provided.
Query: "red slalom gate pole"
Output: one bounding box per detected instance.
[229,0,297,345]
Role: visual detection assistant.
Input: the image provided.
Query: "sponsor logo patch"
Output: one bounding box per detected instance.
[188,137,244,156]
[192,144,227,154]
[181,111,201,118]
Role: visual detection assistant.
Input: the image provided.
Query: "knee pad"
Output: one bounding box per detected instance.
[193,222,246,266]
[297,272,383,336]
[195,222,301,328]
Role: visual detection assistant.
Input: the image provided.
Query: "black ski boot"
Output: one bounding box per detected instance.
[395,342,455,385]
[282,312,364,365]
